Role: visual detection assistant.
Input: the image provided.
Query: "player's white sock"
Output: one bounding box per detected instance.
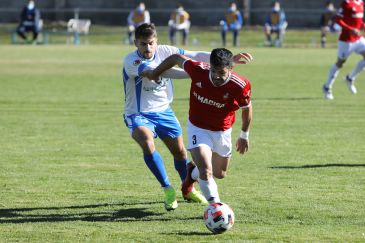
[191,166,199,181]
[325,64,340,88]
[349,59,365,80]
[198,177,220,203]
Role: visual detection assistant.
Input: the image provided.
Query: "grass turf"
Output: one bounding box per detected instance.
[0,44,364,242]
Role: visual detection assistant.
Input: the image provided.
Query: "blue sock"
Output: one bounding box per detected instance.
[144,151,170,188]
[174,159,189,182]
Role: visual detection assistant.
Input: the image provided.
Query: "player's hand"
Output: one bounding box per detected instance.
[233,52,253,66]
[141,70,159,82]
[235,137,249,154]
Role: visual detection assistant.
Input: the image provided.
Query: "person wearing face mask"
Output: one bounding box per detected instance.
[127,2,151,45]
[141,48,253,205]
[264,1,288,47]
[320,1,341,48]
[168,4,191,46]
[16,0,41,44]
[220,2,243,47]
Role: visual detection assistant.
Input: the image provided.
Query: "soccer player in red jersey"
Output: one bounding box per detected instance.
[142,48,252,204]
[323,0,365,100]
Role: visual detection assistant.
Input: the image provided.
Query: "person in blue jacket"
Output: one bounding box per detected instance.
[220,2,243,47]
[16,0,41,43]
[264,1,288,47]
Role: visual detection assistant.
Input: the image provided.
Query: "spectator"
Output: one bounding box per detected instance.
[16,0,41,44]
[264,1,288,47]
[220,2,243,47]
[320,1,341,48]
[127,2,150,45]
[168,4,190,46]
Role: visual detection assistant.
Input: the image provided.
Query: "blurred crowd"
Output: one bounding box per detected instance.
[15,0,341,48]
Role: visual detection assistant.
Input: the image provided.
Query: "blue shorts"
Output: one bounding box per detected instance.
[123,107,182,139]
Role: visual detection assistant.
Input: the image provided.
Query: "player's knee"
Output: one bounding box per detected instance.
[172,148,187,161]
[199,169,213,181]
[336,61,345,68]
[133,134,155,153]
[141,139,155,154]
[214,170,227,179]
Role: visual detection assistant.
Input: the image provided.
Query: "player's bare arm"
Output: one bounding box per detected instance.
[141,51,254,82]
[141,54,189,81]
[235,105,252,155]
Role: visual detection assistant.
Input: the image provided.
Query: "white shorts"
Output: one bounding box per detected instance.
[187,120,232,157]
[338,37,365,60]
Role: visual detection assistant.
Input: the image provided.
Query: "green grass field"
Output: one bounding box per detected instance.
[1,42,365,242]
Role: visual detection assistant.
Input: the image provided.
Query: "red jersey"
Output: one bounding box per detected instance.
[183,59,251,131]
[336,0,364,42]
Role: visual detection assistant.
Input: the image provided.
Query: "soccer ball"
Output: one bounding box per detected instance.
[203,202,235,234]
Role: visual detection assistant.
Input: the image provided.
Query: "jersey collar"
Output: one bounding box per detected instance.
[136,50,155,62]
[209,71,232,87]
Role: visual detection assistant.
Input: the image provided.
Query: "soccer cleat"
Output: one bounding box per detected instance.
[181,161,208,204]
[164,186,178,211]
[322,85,334,100]
[185,190,208,205]
[181,161,196,197]
[345,75,357,94]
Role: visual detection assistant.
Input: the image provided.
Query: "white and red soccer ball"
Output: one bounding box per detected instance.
[203,202,235,234]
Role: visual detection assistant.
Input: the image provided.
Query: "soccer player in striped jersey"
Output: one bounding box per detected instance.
[323,0,365,99]
[141,48,252,204]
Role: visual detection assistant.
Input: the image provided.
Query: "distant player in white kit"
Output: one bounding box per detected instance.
[323,0,365,100]
[122,23,252,210]
[142,48,252,204]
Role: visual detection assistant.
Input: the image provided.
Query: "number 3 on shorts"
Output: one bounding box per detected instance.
[192,135,197,145]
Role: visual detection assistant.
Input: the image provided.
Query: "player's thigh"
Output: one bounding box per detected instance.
[211,128,232,158]
[353,37,365,55]
[187,120,214,175]
[124,113,156,136]
[124,113,156,152]
[132,126,156,153]
[338,41,353,60]
[187,120,214,151]
[190,145,213,179]
[212,153,230,179]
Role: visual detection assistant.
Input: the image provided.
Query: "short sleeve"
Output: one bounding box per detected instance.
[238,81,251,108]
[158,45,185,57]
[182,59,199,77]
[123,54,140,77]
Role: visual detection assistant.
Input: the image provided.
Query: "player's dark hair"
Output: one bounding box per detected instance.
[210,48,233,68]
[135,23,157,40]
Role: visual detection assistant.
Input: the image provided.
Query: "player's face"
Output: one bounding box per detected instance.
[210,65,231,86]
[134,36,157,59]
